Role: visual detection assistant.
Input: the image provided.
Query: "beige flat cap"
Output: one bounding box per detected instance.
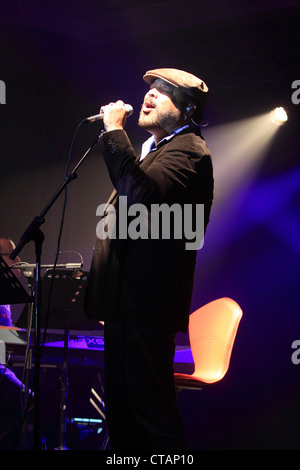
[143,68,209,107]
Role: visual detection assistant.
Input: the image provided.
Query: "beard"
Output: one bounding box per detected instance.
[138,107,182,134]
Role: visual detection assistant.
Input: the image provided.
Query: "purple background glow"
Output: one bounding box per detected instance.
[1,0,300,450]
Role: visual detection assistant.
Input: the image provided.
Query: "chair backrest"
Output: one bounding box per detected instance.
[189,297,243,384]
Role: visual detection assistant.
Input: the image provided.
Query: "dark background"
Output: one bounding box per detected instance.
[1,0,300,450]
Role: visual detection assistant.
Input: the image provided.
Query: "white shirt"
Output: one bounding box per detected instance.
[140,125,190,161]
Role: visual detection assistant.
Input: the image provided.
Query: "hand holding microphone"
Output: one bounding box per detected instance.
[85,101,133,131]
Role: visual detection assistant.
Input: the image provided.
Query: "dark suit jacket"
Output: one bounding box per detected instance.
[84,127,213,333]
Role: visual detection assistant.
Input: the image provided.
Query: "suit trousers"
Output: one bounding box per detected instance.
[103,322,187,450]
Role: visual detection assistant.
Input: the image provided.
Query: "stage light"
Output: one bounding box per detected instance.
[199,110,288,254]
[204,112,283,205]
[271,107,288,125]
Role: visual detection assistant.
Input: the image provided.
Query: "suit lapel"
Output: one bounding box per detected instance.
[104,146,162,210]
[139,148,161,171]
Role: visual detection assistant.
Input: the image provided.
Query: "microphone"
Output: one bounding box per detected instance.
[84,104,133,123]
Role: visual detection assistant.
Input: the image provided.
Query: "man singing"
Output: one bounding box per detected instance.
[85,68,214,449]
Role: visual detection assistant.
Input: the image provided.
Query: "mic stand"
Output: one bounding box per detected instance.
[10,262,83,449]
[10,137,99,450]
[21,275,34,450]
[58,318,70,450]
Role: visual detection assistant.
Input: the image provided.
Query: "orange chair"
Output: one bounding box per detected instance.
[174,297,243,391]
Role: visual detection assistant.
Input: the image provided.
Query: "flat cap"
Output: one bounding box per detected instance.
[143,68,209,107]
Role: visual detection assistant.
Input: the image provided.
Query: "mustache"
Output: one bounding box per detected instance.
[142,98,156,108]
